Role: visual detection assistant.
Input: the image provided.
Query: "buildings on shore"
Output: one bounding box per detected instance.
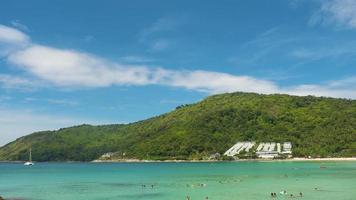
[224,141,293,159]
[224,142,256,157]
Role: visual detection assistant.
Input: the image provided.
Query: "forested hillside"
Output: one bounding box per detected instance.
[0,92,355,161]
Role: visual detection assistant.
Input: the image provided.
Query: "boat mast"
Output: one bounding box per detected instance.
[29,148,32,162]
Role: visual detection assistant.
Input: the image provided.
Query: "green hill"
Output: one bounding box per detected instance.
[0,92,355,161]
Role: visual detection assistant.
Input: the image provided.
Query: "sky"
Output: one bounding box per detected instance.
[0,0,356,146]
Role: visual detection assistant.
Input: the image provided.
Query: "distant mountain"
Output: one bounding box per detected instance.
[0,92,355,161]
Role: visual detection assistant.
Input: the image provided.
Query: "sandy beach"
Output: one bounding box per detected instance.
[291,157,356,161]
[92,157,356,163]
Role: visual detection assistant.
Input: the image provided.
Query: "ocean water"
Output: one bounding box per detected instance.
[0,161,355,200]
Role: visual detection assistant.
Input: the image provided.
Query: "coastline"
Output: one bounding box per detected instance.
[91,157,356,163]
[1,157,355,164]
[290,157,356,161]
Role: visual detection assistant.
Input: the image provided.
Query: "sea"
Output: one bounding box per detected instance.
[0,161,355,200]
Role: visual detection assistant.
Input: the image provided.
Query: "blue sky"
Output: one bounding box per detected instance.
[1,0,356,145]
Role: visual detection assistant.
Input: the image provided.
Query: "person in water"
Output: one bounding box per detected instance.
[299,192,303,197]
[280,190,287,195]
[271,192,277,198]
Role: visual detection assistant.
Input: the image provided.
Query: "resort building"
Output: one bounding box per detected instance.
[225,141,293,158]
[256,143,279,158]
[224,141,255,156]
[282,142,292,154]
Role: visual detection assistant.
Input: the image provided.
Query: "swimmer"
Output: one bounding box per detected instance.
[299,192,303,197]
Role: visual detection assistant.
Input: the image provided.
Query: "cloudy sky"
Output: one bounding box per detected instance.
[0,0,356,145]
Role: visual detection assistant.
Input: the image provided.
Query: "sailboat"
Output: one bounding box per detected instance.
[24,148,34,166]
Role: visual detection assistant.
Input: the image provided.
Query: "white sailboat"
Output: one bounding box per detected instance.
[24,148,34,166]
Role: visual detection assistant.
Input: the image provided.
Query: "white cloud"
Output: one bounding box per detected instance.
[0,25,30,56]
[8,45,156,87]
[0,24,29,45]
[0,108,114,146]
[120,55,154,63]
[285,81,356,99]
[0,74,43,90]
[0,24,355,99]
[4,33,278,93]
[311,0,356,29]
[328,76,356,87]
[167,70,279,94]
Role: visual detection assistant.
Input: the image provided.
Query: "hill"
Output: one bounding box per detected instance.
[0,92,355,161]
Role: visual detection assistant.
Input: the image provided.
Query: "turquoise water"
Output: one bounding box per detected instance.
[0,161,355,200]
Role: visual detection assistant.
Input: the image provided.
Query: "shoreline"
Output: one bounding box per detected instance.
[290,157,356,161]
[1,157,355,164]
[91,157,356,163]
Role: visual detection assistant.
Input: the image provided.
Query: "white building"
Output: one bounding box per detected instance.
[224,141,255,156]
[225,141,293,159]
[282,142,292,154]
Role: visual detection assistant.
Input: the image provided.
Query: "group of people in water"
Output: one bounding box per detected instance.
[140,182,307,199]
[186,191,304,200]
[186,196,209,200]
[141,184,155,189]
[186,183,207,188]
[271,191,303,198]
